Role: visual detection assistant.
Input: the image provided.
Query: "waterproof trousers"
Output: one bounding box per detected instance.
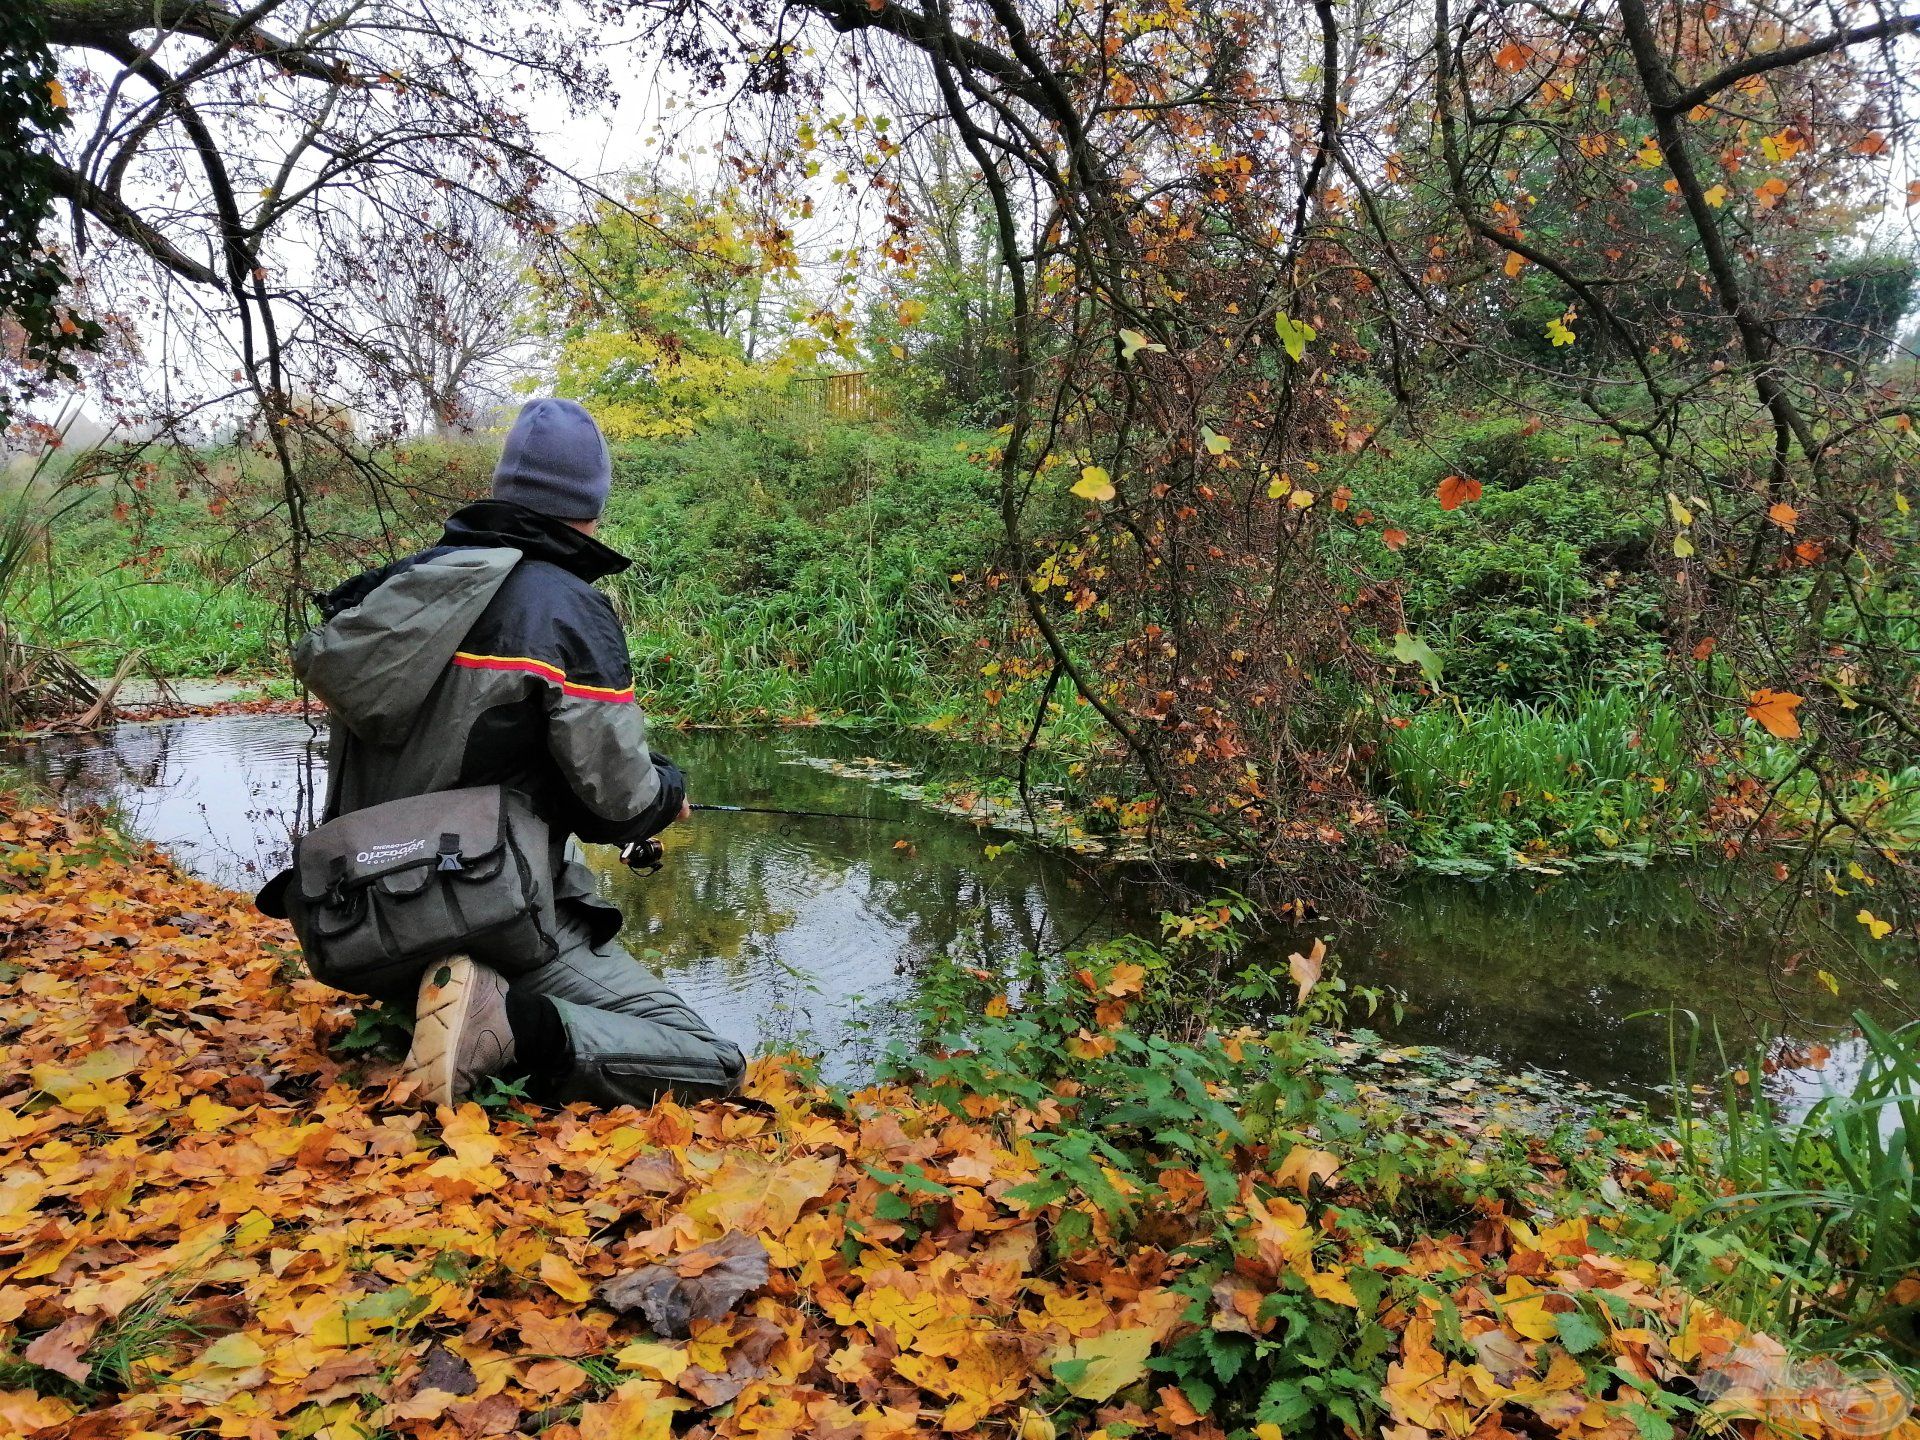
[505,899,746,1107]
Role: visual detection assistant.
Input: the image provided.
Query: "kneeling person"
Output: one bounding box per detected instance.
[289,398,744,1106]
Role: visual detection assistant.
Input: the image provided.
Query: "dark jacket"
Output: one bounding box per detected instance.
[291,502,680,936]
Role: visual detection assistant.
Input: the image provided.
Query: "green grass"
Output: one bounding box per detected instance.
[30,573,280,675]
[1643,1014,1920,1358]
[1378,688,1706,867]
[617,574,950,724]
[1380,687,1920,868]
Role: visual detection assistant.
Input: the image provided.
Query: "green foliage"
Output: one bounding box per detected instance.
[600,412,999,722]
[1339,412,1664,706]
[36,576,279,675]
[885,941,1399,1432]
[1634,1015,1920,1357]
[334,1000,415,1056]
[883,914,1630,1434]
[861,166,1013,424]
[537,181,822,440]
[1806,253,1919,369]
[1379,688,1702,868]
[0,7,100,424]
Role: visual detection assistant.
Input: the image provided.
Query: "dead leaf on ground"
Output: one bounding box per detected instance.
[678,1314,784,1407]
[22,1315,99,1386]
[599,1231,770,1338]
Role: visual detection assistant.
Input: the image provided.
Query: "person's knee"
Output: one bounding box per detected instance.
[713,1038,748,1095]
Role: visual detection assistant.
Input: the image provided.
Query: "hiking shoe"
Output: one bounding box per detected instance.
[402,956,514,1105]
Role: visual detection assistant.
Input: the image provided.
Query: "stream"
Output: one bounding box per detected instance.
[7,712,1877,1101]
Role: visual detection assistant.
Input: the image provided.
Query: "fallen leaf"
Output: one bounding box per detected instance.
[1745,689,1804,740]
[22,1316,99,1386]
[540,1251,594,1304]
[1049,1326,1155,1401]
[1275,1145,1340,1194]
[599,1231,770,1338]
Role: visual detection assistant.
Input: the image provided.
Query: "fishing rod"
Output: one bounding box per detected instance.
[691,802,880,822]
[619,801,884,873]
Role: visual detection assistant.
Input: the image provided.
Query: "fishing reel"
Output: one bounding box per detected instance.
[618,837,666,874]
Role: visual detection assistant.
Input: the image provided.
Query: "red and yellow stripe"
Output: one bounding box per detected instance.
[451,651,635,702]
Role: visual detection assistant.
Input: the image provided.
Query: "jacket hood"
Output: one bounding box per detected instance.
[293,547,521,747]
[441,500,632,582]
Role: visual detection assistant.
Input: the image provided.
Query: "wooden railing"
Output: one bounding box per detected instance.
[791,371,872,420]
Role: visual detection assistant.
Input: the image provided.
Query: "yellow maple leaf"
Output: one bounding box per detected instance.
[1275,1145,1340,1195]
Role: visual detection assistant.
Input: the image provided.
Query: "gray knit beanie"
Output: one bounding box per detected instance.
[491,398,613,521]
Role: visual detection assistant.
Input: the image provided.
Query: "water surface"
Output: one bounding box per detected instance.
[9,713,1874,1093]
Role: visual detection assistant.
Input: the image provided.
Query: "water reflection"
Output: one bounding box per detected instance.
[4,714,1876,1091]
[6,713,322,887]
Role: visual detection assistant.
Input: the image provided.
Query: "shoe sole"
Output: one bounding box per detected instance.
[402,954,478,1106]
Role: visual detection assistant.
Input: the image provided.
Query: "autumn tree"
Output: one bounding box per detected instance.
[619,0,1920,910]
[315,192,538,437]
[534,178,813,438]
[26,0,613,587]
[859,113,1014,420]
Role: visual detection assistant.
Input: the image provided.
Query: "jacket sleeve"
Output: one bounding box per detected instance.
[543,591,675,845]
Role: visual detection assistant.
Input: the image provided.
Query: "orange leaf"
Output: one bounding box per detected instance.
[1494,40,1534,71]
[1381,528,1409,551]
[1766,502,1798,533]
[1746,689,1804,740]
[1436,474,1482,510]
[541,1251,595,1303]
[1275,1145,1341,1194]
